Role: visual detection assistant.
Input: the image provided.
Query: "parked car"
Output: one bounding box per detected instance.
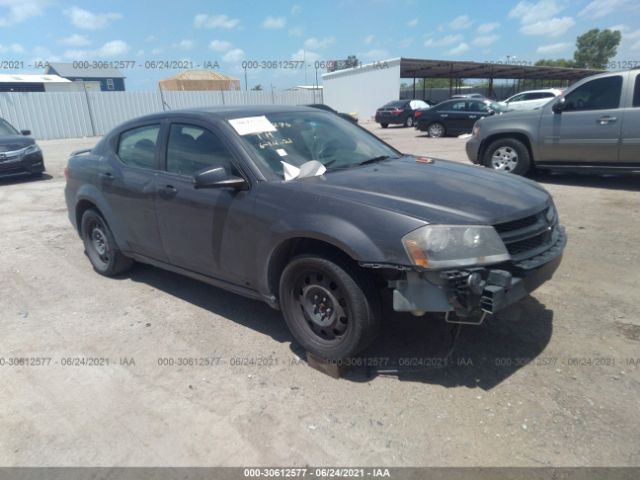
[466,69,640,175]
[0,118,44,179]
[375,99,431,128]
[416,99,507,137]
[65,106,565,360]
[498,89,562,111]
[307,103,358,123]
[450,93,487,100]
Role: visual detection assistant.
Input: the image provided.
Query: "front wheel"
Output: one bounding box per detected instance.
[279,255,381,360]
[81,208,133,276]
[483,138,531,175]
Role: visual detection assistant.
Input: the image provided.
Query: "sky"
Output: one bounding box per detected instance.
[1,0,640,90]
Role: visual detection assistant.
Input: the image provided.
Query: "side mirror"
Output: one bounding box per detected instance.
[552,98,566,114]
[21,129,31,136]
[194,167,247,190]
[487,109,496,116]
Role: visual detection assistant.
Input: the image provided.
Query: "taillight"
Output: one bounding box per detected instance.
[415,111,422,117]
[64,166,69,181]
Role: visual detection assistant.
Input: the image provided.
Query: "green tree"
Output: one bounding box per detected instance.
[534,58,576,68]
[573,28,621,69]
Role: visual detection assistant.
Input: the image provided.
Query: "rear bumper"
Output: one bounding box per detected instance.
[0,151,45,177]
[375,114,403,124]
[392,228,566,318]
[465,136,481,164]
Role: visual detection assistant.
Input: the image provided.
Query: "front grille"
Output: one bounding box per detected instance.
[495,207,556,261]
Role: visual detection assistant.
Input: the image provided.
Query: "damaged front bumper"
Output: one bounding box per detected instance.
[390,227,566,321]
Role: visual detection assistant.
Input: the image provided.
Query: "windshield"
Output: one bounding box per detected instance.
[489,101,507,113]
[0,119,19,136]
[233,111,400,180]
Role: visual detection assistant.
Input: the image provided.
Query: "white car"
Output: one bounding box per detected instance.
[499,89,562,111]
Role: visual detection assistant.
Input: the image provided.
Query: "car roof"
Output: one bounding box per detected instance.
[124,105,322,124]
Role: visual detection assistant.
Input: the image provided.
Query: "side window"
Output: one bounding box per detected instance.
[166,123,239,176]
[117,124,160,170]
[449,101,467,111]
[633,73,640,107]
[564,75,623,112]
[508,93,526,103]
[469,101,489,112]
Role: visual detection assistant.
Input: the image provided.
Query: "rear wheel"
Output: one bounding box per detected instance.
[81,208,133,276]
[380,123,388,128]
[405,116,414,127]
[483,138,531,175]
[427,122,445,138]
[279,255,380,360]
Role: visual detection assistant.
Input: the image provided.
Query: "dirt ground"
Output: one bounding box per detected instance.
[1,121,639,467]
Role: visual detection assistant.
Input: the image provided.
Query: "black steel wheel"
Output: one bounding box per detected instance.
[81,208,133,276]
[279,255,380,360]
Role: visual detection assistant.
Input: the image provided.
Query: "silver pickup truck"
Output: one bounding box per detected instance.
[466,69,640,175]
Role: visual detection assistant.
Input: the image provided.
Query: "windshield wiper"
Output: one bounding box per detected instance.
[357,155,396,166]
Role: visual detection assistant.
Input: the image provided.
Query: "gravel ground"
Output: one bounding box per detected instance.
[0,122,639,467]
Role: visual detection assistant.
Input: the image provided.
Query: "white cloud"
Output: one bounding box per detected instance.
[399,37,414,48]
[151,47,163,55]
[304,36,335,49]
[448,42,470,56]
[209,40,233,52]
[424,34,463,47]
[60,33,90,47]
[291,48,319,63]
[222,48,245,62]
[64,40,129,60]
[477,22,499,34]
[509,0,574,37]
[289,26,303,36]
[407,18,418,27]
[364,34,375,45]
[145,35,156,43]
[64,6,122,30]
[291,4,302,14]
[449,15,473,30]
[173,39,194,50]
[360,49,389,59]
[579,0,630,19]
[521,17,575,37]
[0,0,46,26]
[474,34,499,47]
[536,42,572,54]
[262,16,286,29]
[194,13,240,29]
[0,43,24,53]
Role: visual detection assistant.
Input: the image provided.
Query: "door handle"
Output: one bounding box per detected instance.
[158,184,177,197]
[440,114,448,118]
[98,172,114,181]
[468,115,477,119]
[597,116,617,124]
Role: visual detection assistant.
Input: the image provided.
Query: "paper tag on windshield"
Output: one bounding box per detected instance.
[228,116,277,136]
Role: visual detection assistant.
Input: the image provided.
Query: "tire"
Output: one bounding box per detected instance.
[80,208,133,276]
[483,138,531,175]
[279,255,381,360]
[380,123,388,128]
[427,122,445,138]
[405,116,414,128]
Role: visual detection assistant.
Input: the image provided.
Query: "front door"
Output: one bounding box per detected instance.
[538,74,624,164]
[154,122,253,281]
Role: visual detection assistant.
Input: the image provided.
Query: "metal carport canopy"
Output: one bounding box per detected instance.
[399,57,602,80]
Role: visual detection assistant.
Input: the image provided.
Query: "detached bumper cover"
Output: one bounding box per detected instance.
[392,227,566,316]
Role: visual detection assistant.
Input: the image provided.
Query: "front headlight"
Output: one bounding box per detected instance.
[23,144,41,155]
[472,125,480,138]
[402,225,510,269]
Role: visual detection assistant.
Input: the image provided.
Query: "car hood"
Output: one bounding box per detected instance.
[0,135,34,152]
[481,108,543,124]
[290,156,551,225]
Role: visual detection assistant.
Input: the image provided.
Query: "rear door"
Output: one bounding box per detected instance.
[467,100,494,131]
[100,123,168,261]
[154,120,254,281]
[619,71,640,165]
[538,74,624,164]
[434,100,468,134]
